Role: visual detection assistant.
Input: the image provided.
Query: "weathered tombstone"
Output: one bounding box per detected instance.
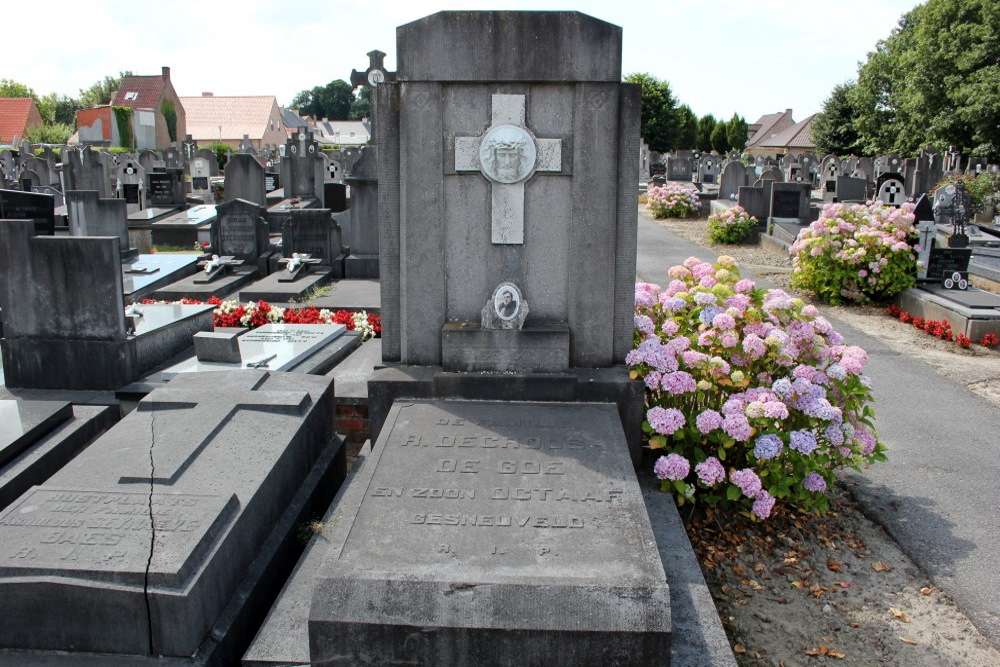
[115,159,146,213]
[0,188,55,235]
[769,182,811,223]
[224,153,267,208]
[196,147,220,176]
[190,156,212,198]
[875,173,906,207]
[0,220,213,389]
[264,169,280,194]
[61,147,112,197]
[16,169,41,193]
[281,208,347,278]
[820,154,840,194]
[758,165,784,183]
[696,153,718,184]
[163,145,183,169]
[148,168,186,207]
[0,369,344,664]
[944,146,962,174]
[639,140,650,180]
[854,156,875,182]
[876,154,903,178]
[913,147,943,199]
[138,148,164,176]
[211,197,270,263]
[665,154,692,181]
[966,157,988,177]
[305,400,670,666]
[344,146,379,278]
[284,16,663,664]
[283,128,322,201]
[836,175,868,202]
[66,190,135,259]
[0,150,17,187]
[737,180,773,222]
[717,160,747,201]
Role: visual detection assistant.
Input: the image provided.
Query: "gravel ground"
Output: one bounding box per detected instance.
[648,214,1000,666]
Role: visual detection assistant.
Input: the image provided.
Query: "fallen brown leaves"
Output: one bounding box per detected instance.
[804,643,846,658]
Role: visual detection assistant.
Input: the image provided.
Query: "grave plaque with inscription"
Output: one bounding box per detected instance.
[0,370,340,659]
[309,400,670,665]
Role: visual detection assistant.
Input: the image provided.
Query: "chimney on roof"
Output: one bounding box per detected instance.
[203,92,213,97]
[786,108,792,115]
[162,66,170,81]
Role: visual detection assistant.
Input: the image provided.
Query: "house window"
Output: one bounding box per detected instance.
[124,92,138,101]
[350,131,355,137]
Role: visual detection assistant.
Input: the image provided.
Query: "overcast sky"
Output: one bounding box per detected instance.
[7,0,921,124]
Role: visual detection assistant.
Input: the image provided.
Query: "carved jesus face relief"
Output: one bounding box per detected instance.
[479,125,536,184]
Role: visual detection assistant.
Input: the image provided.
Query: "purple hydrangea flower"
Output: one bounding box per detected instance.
[647,406,686,435]
[752,490,776,519]
[803,473,827,492]
[661,371,697,395]
[694,292,718,306]
[789,430,818,455]
[722,414,752,441]
[695,409,723,434]
[754,434,783,460]
[720,331,739,348]
[763,401,789,419]
[743,333,766,359]
[661,296,687,312]
[695,457,726,486]
[634,314,655,336]
[730,468,762,498]
[654,453,690,481]
[712,313,736,330]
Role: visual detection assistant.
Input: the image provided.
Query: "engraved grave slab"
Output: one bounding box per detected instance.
[309,400,670,665]
[0,370,340,659]
[165,323,346,375]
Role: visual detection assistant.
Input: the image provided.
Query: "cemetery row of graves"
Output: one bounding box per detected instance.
[0,9,996,665]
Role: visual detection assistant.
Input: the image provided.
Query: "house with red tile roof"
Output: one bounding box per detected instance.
[0,98,43,145]
[179,93,286,150]
[76,66,185,149]
[745,109,801,157]
[751,115,816,157]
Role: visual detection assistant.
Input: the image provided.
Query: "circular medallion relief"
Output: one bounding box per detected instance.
[368,69,385,86]
[478,124,536,184]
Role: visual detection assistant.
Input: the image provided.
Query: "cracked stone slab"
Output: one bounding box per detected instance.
[0,370,340,659]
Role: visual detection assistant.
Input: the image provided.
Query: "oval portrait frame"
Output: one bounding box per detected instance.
[492,282,523,322]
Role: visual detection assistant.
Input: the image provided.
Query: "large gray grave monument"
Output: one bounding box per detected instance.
[245,11,665,666]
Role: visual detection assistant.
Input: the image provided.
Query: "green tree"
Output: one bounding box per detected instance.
[290,79,355,120]
[623,72,680,152]
[710,121,731,153]
[726,113,748,152]
[676,104,698,150]
[853,0,1000,158]
[812,82,862,155]
[349,86,371,120]
[25,123,73,144]
[696,114,716,152]
[78,72,132,109]
[0,79,36,99]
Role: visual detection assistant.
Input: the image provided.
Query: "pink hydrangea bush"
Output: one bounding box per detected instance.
[707,205,757,244]
[631,256,885,519]
[790,202,918,305]
[647,182,701,219]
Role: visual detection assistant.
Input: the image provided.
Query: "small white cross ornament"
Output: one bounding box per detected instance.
[455,94,562,244]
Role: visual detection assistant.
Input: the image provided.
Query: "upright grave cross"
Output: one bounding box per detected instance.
[455,94,562,244]
[118,372,311,486]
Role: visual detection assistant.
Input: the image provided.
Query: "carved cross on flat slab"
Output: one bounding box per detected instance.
[455,94,562,244]
[119,373,311,486]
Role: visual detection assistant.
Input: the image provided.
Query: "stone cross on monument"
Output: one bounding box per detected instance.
[350,50,395,143]
[455,94,562,244]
